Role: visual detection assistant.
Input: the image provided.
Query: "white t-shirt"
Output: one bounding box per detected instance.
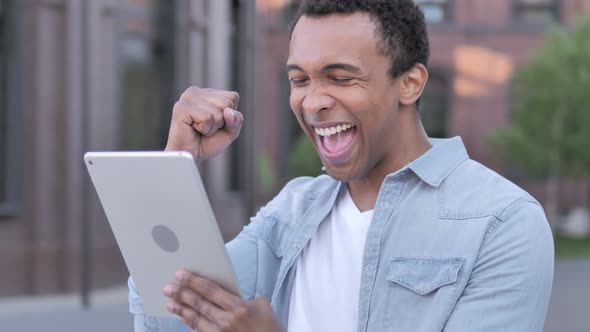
[287,186,374,332]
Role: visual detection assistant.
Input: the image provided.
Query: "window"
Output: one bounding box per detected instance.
[116,0,176,151]
[415,0,452,24]
[420,71,450,138]
[0,0,22,216]
[282,0,301,27]
[229,0,245,191]
[0,0,6,204]
[513,0,559,24]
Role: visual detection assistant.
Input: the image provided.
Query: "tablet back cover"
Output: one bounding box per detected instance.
[84,151,239,318]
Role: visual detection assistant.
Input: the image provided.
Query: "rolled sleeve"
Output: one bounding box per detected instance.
[444,201,554,331]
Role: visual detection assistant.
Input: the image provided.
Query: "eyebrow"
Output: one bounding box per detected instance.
[286,64,303,72]
[322,63,361,74]
[286,63,362,74]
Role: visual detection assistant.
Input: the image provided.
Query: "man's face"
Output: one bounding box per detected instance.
[287,13,402,181]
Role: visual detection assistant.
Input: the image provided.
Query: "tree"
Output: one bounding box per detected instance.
[490,15,590,223]
[289,133,324,178]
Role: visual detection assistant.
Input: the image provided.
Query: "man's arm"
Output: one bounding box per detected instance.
[127,85,252,331]
[444,201,554,331]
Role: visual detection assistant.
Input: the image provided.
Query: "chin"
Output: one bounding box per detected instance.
[323,164,357,182]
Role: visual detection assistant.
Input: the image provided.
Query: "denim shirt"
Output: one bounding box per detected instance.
[129,137,554,332]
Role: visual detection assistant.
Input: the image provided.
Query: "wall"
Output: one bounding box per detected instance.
[0,0,255,298]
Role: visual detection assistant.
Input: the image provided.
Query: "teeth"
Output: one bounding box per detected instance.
[314,124,354,137]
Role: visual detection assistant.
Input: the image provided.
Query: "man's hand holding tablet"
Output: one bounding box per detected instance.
[162,87,285,332]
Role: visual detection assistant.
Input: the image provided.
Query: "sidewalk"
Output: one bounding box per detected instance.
[544,259,590,332]
[0,284,132,332]
[0,259,588,332]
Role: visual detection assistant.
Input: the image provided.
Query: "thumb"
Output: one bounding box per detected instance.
[222,108,244,140]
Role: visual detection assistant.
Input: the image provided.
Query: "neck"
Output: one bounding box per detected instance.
[348,107,432,212]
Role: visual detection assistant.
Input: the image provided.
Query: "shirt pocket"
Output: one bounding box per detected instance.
[382,257,464,331]
[258,216,294,258]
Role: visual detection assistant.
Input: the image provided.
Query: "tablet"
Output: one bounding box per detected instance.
[84,151,240,318]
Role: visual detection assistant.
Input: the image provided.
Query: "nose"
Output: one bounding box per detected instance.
[301,83,334,114]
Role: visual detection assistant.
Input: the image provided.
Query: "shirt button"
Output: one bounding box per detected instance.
[381,202,389,209]
[293,244,301,251]
[365,264,373,272]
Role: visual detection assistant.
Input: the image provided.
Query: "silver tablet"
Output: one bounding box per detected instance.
[84,151,240,319]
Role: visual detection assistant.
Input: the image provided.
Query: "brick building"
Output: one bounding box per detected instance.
[0,0,589,299]
[0,0,257,298]
[255,0,590,209]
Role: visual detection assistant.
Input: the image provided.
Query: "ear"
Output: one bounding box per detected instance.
[398,64,428,106]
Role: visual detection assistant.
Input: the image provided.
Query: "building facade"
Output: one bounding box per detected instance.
[1,0,589,298]
[0,0,257,297]
[255,0,590,210]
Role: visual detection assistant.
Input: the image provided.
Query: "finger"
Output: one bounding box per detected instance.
[177,270,242,312]
[202,89,240,110]
[164,284,227,324]
[183,103,224,136]
[179,86,233,121]
[200,92,236,113]
[172,100,216,127]
[179,86,202,103]
[221,108,243,141]
[168,301,217,332]
[209,106,226,132]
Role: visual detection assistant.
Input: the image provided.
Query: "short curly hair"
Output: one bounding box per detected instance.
[290,0,430,79]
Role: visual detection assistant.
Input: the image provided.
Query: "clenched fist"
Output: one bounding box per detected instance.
[165,87,243,162]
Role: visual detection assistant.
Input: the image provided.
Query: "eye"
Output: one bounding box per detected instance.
[332,77,353,84]
[289,77,309,87]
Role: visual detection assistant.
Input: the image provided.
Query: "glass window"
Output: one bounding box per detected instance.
[283,0,301,27]
[514,0,558,23]
[421,71,450,138]
[0,0,21,215]
[229,0,244,191]
[415,0,452,24]
[117,0,176,151]
[0,0,8,204]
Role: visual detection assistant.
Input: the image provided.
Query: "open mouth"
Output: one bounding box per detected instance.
[313,123,357,163]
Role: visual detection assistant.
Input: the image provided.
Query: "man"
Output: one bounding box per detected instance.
[129,1,554,331]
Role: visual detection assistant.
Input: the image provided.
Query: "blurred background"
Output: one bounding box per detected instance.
[0,0,589,331]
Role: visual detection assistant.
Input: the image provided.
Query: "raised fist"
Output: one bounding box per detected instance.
[165,87,243,162]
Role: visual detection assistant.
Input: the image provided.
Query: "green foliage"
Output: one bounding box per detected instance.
[257,150,277,196]
[289,133,324,178]
[554,235,590,257]
[489,15,590,178]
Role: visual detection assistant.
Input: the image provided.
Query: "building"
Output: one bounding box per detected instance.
[255,0,590,211]
[0,0,257,298]
[0,0,589,298]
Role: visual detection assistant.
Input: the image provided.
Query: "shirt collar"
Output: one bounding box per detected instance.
[408,136,469,187]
